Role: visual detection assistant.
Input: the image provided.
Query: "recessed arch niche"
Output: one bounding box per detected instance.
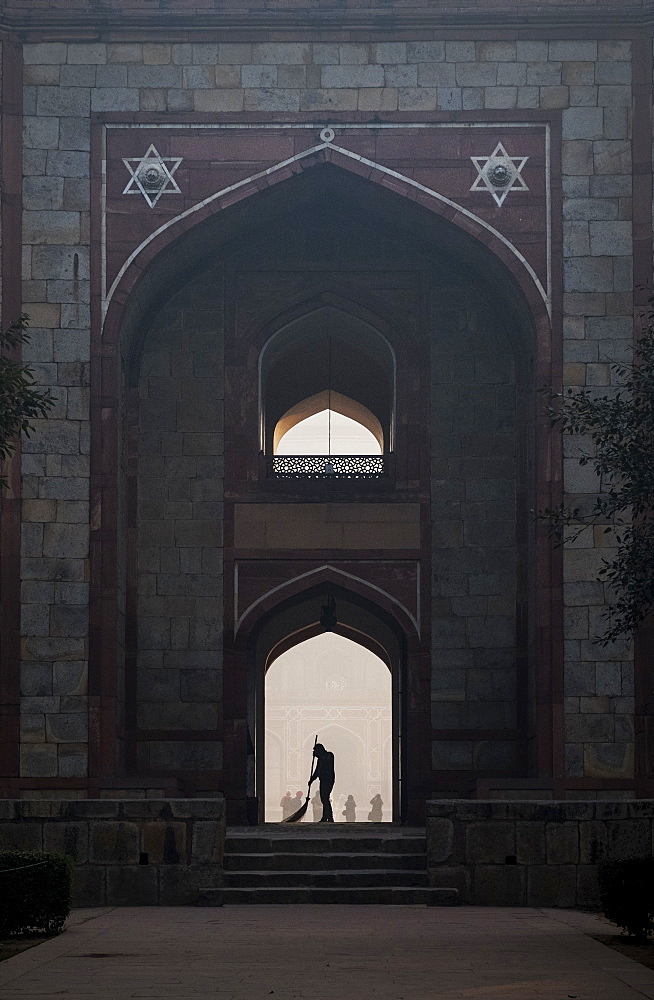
[249,581,409,824]
[259,304,396,457]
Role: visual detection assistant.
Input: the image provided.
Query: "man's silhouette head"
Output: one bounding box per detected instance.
[313,743,327,757]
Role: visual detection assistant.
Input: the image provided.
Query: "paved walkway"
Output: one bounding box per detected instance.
[1,906,654,999]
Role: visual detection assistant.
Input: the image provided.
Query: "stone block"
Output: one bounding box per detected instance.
[545,822,579,864]
[106,865,158,905]
[59,746,88,778]
[497,63,527,85]
[606,819,651,859]
[564,257,614,293]
[159,864,222,905]
[475,865,525,905]
[417,63,455,86]
[427,818,454,864]
[528,865,577,907]
[45,712,88,743]
[37,87,90,117]
[593,140,631,174]
[335,43,367,64]
[141,822,186,864]
[20,713,45,742]
[0,820,42,852]
[516,822,546,863]
[91,89,140,112]
[320,65,383,87]
[72,865,106,906]
[90,821,140,864]
[192,822,225,864]
[455,63,497,86]
[598,86,631,108]
[149,741,222,771]
[549,40,597,61]
[374,42,407,64]
[50,605,88,638]
[603,108,628,140]
[484,87,517,109]
[127,65,182,88]
[24,176,65,211]
[562,107,604,140]
[579,821,607,864]
[20,744,58,777]
[217,43,252,63]
[43,821,88,861]
[23,116,60,150]
[431,741,472,769]
[466,822,514,863]
[243,89,300,111]
[584,742,633,778]
[563,199,618,221]
[526,62,561,86]
[589,221,632,256]
[562,140,593,175]
[43,523,88,558]
[23,211,81,244]
[25,66,60,85]
[24,43,68,64]
[60,65,96,87]
[20,663,53,697]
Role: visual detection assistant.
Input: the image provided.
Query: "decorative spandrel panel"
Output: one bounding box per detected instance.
[100,122,551,323]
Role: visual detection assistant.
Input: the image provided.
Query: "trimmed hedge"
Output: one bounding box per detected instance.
[598,857,654,941]
[0,851,72,936]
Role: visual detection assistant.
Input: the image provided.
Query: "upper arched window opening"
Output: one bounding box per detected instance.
[259,305,395,479]
[274,391,383,456]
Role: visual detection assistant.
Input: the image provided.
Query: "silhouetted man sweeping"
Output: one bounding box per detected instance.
[309,743,335,823]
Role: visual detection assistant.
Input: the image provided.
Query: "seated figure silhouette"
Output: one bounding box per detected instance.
[309,743,335,822]
[343,795,357,822]
[368,794,383,822]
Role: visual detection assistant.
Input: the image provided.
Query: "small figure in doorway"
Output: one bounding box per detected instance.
[343,795,357,822]
[309,743,335,822]
[311,789,322,823]
[280,790,293,820]
[368,794,383,822]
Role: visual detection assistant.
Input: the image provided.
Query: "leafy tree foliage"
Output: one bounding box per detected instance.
[541,312,654,645]
[0,315,53,490]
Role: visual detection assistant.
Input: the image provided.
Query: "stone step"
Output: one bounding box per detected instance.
[224,852,426,871]
[199,887,457,906]
[225,836,426,855]
[224,869,428,888]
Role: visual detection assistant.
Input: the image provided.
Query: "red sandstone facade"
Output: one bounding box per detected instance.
[0,0,652,821]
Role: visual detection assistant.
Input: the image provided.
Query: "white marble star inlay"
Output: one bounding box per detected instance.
[470,141,529,207]
[122,143,183,208]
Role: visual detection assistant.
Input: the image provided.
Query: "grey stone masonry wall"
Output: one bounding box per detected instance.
[0,799,225,905]
[135,276,224,774]
[430,290,519,773]
[19,35,637,786]
[427,799,654,907]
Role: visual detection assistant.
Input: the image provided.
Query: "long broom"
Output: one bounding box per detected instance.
[283,735,317,823]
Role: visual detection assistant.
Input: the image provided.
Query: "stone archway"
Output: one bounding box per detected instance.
[90,156,555,812]
[245,578,410,824]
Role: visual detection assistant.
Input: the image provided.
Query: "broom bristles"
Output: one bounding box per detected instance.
[283,796,309,823]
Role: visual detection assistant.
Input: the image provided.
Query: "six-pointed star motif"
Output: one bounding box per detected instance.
[122,143,183,208]
[470,141,529,207]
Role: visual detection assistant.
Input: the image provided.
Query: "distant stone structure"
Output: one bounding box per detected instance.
[0,0,652,823]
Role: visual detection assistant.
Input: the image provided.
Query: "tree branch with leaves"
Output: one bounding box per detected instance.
[540,308,654,646]
[0,315,54,491]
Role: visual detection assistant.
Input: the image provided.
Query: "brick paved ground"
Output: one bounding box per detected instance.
[1,906,654,999]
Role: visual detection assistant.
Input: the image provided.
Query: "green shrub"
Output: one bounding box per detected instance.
[598,857,654,941]
[0,851,72,936]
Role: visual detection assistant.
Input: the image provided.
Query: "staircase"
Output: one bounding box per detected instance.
[199,825,457,905]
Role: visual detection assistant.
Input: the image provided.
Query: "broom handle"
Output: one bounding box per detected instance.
[307,734,317,796]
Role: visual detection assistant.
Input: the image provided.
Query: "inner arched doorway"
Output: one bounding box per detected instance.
[248,580,411,824]
[265,633,392,822]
